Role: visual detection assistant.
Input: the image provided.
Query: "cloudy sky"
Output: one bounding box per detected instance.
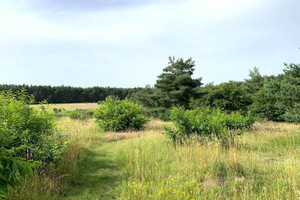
[0,0,299,88]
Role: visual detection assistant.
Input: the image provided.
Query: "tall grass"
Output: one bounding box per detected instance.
[8,116,300,199]
[113,122,300,199]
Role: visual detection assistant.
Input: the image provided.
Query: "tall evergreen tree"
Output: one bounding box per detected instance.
[243,67,264,98]
[250,63,300,122]
[132,57,202,119]
[154,56,202,109]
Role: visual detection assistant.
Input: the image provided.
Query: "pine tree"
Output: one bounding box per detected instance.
[250,63,300,122]
[154,56,202,109]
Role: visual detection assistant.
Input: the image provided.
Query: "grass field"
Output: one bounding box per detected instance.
[31,103,98,112]
[9,104,300,200]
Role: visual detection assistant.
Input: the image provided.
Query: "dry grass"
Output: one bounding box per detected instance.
[55,117,99,143]
[251,121,299,133]
[144,120,173,131]
[103,130,158,142]
[113,121,300,200]
[9,107,300,199]
[102,120,172,142]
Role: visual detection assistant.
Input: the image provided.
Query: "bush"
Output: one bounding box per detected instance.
[53,107,62,114]
[0,91,67,197]
[68,109,94,120]
[94,97,148,132]
[164,107,254,142]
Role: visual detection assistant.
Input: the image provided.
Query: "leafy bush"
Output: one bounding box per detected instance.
[0,148,33,198]
[0,91,67,197]
[68,109,94,120]
[94,97,148,132]
[163,107,254,142]
[53,107,62,114]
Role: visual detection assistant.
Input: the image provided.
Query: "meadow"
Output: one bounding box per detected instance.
[8,103,300,200]
[31,103,98,112]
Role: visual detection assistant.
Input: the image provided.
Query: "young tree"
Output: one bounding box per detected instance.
[243,67,264,98]
[154,56,202,109]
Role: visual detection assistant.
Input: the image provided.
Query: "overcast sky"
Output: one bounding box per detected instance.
[0,0,299,88]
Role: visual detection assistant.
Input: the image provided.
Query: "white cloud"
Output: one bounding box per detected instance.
[0,0,299,87]
[0,0,267,42]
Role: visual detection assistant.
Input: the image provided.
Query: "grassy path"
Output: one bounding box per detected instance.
[63,143,120,200]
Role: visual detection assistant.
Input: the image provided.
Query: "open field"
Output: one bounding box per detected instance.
[31,103,98,112]
[9,104,300,200]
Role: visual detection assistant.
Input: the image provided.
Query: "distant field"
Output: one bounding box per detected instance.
[31,102,98,112]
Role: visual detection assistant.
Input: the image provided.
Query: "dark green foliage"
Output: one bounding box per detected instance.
[133,57,202,120]
[249,79,285,121]
[53,108,62,114]
[94,97,148,132]
[283,103,300,123]
[0,84,142,104]
[249,63,300,123]
[0,91,67,197]
[155,56,202,109]
[131,85,157,109]
[192,81,251,113]
[243,67,265,99]
[163,107,254,142]
[68,109,95,120]
[279,63,300,123]
[0,151,33,199]
[132,85,170,120]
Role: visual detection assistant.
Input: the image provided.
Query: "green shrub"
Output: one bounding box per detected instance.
[53,107,62,114]
[0,91,67,197]
[68,109,94,120]
[94,97,148,132]
[164,107,254,142]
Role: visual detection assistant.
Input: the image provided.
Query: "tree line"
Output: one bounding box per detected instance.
[1,56,299,123]
[132,57,299,123]
[0,84,142,103]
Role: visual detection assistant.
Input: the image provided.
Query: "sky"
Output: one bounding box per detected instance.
[0,0,299,88]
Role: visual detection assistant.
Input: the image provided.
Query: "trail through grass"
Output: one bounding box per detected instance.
[9,118,300,199]
[59,119,170,200]
[63,144,120,200]
[61,120,300,200]
[55,118,122,200]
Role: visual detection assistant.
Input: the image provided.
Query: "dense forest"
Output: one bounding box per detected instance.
[0,85,142,103]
